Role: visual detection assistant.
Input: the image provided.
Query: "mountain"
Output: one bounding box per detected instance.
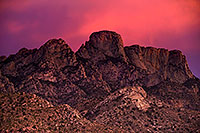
[0,30,199,132]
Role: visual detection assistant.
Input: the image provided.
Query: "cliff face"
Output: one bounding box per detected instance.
[125,45,194,87]
[0,30,199,132]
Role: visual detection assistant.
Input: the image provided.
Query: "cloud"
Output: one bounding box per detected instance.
[78,0,200,44]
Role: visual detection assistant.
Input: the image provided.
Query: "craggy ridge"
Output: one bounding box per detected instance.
[0,30,199,132]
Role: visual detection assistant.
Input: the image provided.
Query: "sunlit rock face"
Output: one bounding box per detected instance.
[125,45,194,87]
[0,30,199,132]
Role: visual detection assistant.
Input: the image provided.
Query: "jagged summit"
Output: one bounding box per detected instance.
[0,30,199,132]
[76,30,127,63]
[0,30,196,91]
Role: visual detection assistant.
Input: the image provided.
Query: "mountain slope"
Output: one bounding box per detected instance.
[0,92,121,132]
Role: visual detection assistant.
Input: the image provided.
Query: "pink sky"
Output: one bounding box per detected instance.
[0,0,200,77]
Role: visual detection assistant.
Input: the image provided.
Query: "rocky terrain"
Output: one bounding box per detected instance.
[0,92,120,132]
[0,30,199,132]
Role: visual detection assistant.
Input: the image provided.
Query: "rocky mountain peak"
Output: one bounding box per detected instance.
[76,30,127,63]
[38,38,71,55]
[43,38,66,47]
[89,30,124,51]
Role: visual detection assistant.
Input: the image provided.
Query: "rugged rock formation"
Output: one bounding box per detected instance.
[125,45,194,87]
[77,31,127,63]
[0,30,199,132]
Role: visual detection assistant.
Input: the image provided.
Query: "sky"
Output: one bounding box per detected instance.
[0,0,200,78]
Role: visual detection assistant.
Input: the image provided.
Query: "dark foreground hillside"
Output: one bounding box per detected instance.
[0,30,199,132]
[0,93,121,132]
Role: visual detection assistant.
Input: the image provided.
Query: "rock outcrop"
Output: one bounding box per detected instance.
[125,45,194,87]
[77,31,127,63]
[0,30,199,132]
